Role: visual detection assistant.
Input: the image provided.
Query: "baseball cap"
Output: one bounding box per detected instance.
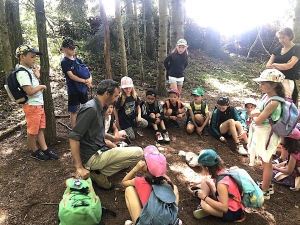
[61,37,79,48]
[15,45,43,58]
[144,145,166,177]
[146,88,157,97]
[253,69,285,83]
[177,39,188,46]
[168,88,180,95]
[288,128,300,140]
[121,76,133,89]
[217,96,230,106]
[198,149,220,166]
[191,87,204,96]
[244,98,257,106]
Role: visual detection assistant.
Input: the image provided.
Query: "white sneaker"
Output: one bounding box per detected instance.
[156,132,164,142]
[237,144,248,155]
[117,141,128,147]
[124,220,133,225]
[163,131,170,142]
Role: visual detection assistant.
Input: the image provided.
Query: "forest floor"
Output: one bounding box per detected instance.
[0,50,300,225]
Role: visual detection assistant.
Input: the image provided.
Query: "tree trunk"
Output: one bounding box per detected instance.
[99,0,112,79]
[34,0,57,144]
[170,0,185,49]
[157,0,168,96]
[0,0,14,84]
[133,0,144,80]
[294,0,300,44]
[124,0,137,56]
[5,0,23,67]
[115,0,128,76]
[144,0,155,59]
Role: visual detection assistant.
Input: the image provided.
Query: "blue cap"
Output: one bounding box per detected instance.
[198,149,220,166]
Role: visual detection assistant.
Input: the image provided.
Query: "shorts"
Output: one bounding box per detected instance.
[223,208,243,222]
[168,76,184,86]
[22,104,46,135]
[68,93,88,112]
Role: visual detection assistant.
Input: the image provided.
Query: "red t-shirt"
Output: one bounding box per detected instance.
[134,177,152,206]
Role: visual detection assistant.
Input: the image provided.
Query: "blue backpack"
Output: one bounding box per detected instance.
[136,184,180,225]
[216,168,264,208]
[264,96,299,149]
[71,58,90,94]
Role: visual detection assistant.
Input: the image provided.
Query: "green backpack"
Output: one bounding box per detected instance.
[58,177,102,225]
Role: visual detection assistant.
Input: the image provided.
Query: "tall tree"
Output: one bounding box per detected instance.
[34,0,57,143]
[124,0,137,55]
[99,0,112,79]
[144,0,155,58]
[115,0,128,76]
[170,0,185,49]
[5,0,23,67]
[294,0,300,44]
[0,0,14,82]
[157,0,168,96]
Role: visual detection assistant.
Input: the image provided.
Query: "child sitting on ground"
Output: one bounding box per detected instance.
[272,128,300,191]
[141,88,170,143]
[210,96,248,155]
[239,98,257,131]
[163,88,186,128]
[114,76,148,140]
[186,87,210,136]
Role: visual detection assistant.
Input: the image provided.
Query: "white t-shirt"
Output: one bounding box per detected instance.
[105,115,111,133]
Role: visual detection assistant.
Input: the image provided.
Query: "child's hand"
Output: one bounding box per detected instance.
[40,85,47,91]
[135,160,146,171]
[251,109,261,117]
[177,113,184,119]
[189,181,200,187]
[136,116,142,122]
[155,118,160,124]
[196,127,203,135]
[220,136,226,143]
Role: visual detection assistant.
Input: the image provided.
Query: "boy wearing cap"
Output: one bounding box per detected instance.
[210,96,248,155]
[163,88,186,128]
[15,44,58,161]
[141,88,170,143]
[61,37,92,128]
[186,87,210,136]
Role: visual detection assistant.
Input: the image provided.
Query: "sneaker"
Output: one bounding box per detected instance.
[170,119,180,128]
[236,143,248,156]
[290,187,300,191]
[31,149,49,161]
[193,204,209,219]
[163,132,170,143]
[263,190,270,200]
[117,141,128,147]
[257,181,274,194]
[156,131,164,142]
[43,148,59,160]
[124,220,133,225]
[272,157,284,164]
[90,170,114,191]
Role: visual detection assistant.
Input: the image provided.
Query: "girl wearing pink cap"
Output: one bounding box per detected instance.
[122,145,180,225]
[272,128,300,191]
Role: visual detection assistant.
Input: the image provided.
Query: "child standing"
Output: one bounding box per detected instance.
[61,37,92,128]
[15,44,58,160]
[163,88,186,128]
[114,76,148,140]
[141,88,170,143]
[186,87,210,136]
[210,96,248,155]
[164,39,189,93]
[248,69,285,199]
[122,145,180,225]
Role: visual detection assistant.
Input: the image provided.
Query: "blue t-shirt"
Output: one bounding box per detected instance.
[61,57,83,94]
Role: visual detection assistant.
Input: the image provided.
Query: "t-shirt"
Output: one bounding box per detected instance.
[61,57,83,94]
[134,177,152,206]
[259,96,282,125]
[272,45,300,80]
[16,65,44,106]
[105,115,111,133]
[115,95,141,129]
[163,100,184,116]
[141,100,164,123]
[187,101,209,115]
[216,169,245,212]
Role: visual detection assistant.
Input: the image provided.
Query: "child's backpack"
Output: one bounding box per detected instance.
[4,67,32,104]
[71,58,90,94]
[264,96,299,149]
[186,100,207,119]
[136,184,179,225]
[144,100,159,114]
[216,168,264,208]
[58,178,103,225]
[165,100,182,109]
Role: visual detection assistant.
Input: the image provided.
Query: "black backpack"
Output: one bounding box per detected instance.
[4,67,32,104]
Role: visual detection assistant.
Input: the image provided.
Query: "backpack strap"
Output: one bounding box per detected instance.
[201,100,206,116]
[16,67,33,83]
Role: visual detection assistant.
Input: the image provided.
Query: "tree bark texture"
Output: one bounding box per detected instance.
[34,0,57,144]
[5,0,23,67]
[170,0,185,49]
[157,0,168,96]
[99,0,112,79]
[294,0,300,44]
[124,0,137,56]
[115,0,128,76]
[144,0,155,59]
[0,0,14,84]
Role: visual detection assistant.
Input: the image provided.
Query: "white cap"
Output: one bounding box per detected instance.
[244,98,257,106]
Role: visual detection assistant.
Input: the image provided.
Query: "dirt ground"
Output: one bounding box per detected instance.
[1,58,300,224]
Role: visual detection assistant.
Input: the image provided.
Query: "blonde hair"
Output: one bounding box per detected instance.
[276,27,294,41]
[120,86,138,106]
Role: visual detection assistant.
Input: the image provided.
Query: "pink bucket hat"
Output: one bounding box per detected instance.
[121,76,133,89]
[144,145,166,177]
[288,128,300,140]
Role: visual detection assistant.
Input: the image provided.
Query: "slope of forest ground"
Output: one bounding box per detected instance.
[0,50,300,225]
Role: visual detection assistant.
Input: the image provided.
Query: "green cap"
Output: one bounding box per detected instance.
[191,88,204,96]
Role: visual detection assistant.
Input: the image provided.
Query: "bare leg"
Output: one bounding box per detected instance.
[261,158,273,191]
[170,83,177,90]
[36,129,48,150]
[125,186,142,223]
[27,133,38,152]
[177,85,182,93]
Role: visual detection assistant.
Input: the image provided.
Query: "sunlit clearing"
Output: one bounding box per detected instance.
[0,210,8,224]
[185,0,291,36]
[207,77,249,94]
